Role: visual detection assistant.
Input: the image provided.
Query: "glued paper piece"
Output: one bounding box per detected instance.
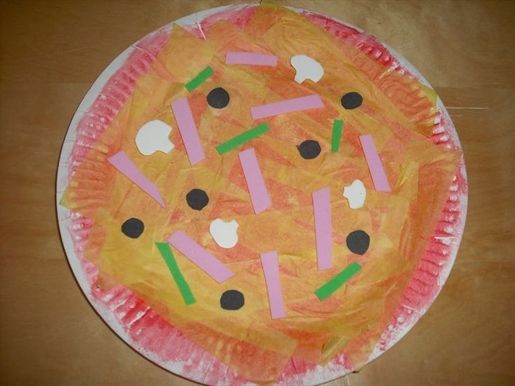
[135,120,174,156]
[312,187,332,270]
[238,148,271,214]
[121,218,144,239]
[226,52,278,66]
[346,230,370,255]
[343,179,366,209]
[168,231,234,283]
[315,262,362,301]
[331,119,343,153]
[107,151,165,207]
[220,289,245,310]
[251,94,324,120]
[209,218,239,248]
[171,97,205,165]
[156,242,196,305]
[207,87,230,109]
[216,123,269,154]
[359,135,391,192]
[290,54,324,84]
[260,251,286,319]
[185,66,214,92]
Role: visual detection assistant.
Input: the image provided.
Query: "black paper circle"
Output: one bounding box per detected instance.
[207,87,230,109]
[297,140,321,159]
[121,218,145,239]
[346,230,370,255]
[186,188,209,210]
[341,92,363,110]
[220,289,245,310]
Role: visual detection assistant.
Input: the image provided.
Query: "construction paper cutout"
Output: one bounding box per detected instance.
[290,54,324,84]
[220,289,245,310]
[297,140,321,159]
[107,151,165,207]
[260,251,286,319]
[156,242,196,305]
[225,51,278,66]
[168,231,234,283]
[331,119,344,152]
[216,123,269,154]
[315,262,362,301]
[135,120,174,156]
[207,87,230,109]
[238,148,271,214]
[186,188,209,210]
[346,230,370,255]
[341,92,363,109]
[312,187,332,270]
[121,218,144,239]
[359,135,391,192]
[209,218,239,248]
[343,179,366,209]
[185,66,214,92]
[171,97,205,165]
[251,94,324,120]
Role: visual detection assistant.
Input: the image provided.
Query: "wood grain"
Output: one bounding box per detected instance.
[1,1,514,385]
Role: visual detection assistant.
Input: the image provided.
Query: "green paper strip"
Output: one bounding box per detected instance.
[331,119,344,152]
[185,66,214,92]
[156,242,196,305]
[315,261,362,301]
[216,123,270,154]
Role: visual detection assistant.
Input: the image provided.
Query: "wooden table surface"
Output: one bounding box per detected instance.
[1,1,514,385]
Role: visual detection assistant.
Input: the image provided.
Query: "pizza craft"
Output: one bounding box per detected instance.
[61,4,461,383]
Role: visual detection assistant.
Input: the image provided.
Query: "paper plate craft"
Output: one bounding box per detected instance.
[56,3,467,385]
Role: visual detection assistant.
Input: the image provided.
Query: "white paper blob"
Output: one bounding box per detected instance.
[290,54,324,84]
[343,179,367,209]
[135,120,174,156]
[209,219,239,248]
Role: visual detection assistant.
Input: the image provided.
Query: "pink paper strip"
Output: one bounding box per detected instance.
[225,52,278,66]
[238,148,271,214]
[251,94,324,120]
[359,135,391,192]
[260,251,286,319]
[168,231,234,283]
[108,151,165,207]
[312,187,332,270]
[171,97,205,165]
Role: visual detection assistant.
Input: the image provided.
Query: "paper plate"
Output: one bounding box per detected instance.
[56,4,468,385]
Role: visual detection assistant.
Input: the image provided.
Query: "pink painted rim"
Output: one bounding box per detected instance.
[56,4,468,385]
